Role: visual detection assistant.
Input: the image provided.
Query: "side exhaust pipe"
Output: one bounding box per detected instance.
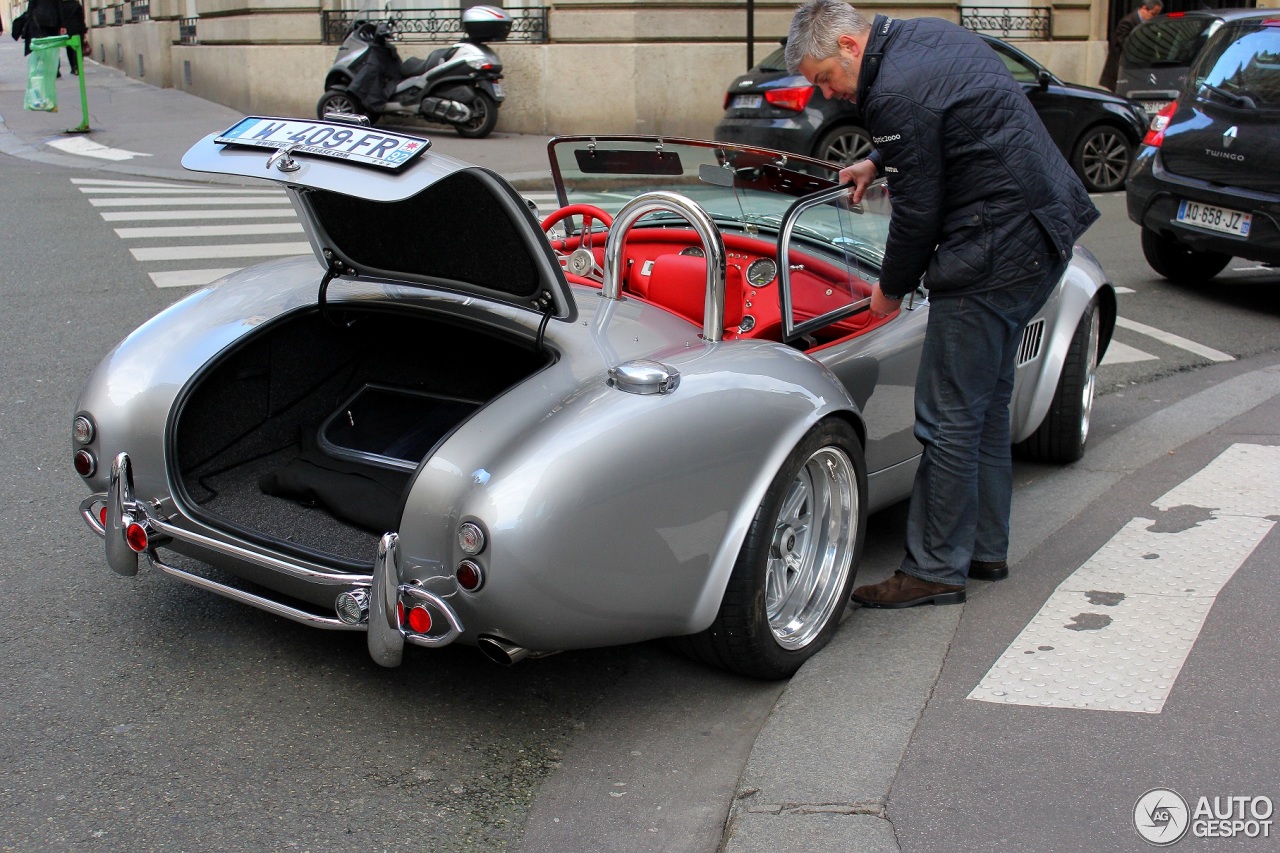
[477,635,530,666]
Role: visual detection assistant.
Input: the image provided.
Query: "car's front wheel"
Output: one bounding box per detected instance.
[1015,299,1099,464]
[814,125,874,167]
[1141,227,1231,284]
[672,419,866,679]
[1072,125,1133,193]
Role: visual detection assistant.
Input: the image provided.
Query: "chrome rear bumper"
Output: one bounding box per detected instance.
[80,452,465,665]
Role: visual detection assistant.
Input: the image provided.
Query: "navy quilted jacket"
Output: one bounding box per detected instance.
[858,16,1100,299]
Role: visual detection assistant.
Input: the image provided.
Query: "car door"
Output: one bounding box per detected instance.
[775,183,925,484]
[983,38,1076,154]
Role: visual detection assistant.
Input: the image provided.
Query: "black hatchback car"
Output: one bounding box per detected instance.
[1126,15,1280,283]
[1115,9,1276,118]
[714,34,1150,193]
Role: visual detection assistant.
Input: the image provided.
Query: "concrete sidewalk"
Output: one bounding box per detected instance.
[0,37,554,186]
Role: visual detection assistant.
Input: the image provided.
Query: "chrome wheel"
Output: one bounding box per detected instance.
[765,445,857,650]
[1078,307,1100,447]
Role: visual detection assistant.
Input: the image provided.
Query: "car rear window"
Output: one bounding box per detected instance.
[1193,23,1280,109]
[758,46,787,73]
[1122,16,1217,68]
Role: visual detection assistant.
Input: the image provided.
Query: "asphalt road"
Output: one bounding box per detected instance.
[1,148,1277,852]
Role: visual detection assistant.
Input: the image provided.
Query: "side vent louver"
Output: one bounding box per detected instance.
[1018,319,1045,367]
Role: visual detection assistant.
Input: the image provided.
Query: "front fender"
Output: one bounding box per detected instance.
[396,339,861,651]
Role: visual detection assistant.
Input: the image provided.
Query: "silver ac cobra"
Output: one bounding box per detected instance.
[73,118,1114,678]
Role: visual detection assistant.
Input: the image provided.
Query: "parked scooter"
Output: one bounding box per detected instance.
[317,5,510,139]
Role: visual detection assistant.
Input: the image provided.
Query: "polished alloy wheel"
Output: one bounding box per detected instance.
[1079,307,1100,446]
[1078,128,1131,192]
[765,445,857,650]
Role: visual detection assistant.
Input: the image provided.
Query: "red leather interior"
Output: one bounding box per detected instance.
[645,255,744,329]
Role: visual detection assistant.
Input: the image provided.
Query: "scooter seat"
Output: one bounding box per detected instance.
[420,46,458,73]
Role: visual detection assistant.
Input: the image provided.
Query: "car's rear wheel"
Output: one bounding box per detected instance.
[316,89,378,125]
[814,125,874,167]
[671,419,866,679]
[1072,125,1132,193]
[1141,227,1231,283]
[1015,300,1099,464]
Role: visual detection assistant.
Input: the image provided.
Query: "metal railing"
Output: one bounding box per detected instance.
[321,6,549,45]
[128,0,149,22]
[179,17,197,44]
[959,6,1052,40]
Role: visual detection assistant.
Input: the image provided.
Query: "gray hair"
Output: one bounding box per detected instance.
[1140,0,1162,10]
[785,0,871,74]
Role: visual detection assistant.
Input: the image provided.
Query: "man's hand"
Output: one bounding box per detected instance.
[838,159,877,205]
[869,283,902,318]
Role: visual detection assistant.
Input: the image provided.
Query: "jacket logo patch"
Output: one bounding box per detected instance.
[873,133,901,144]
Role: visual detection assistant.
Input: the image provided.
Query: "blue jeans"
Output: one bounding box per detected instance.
[900,259,1068,586]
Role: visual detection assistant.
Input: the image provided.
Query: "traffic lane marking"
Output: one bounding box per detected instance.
[130,242,312,262]
[114,223,304,239]
[149,269,243,289]
[46,137,152,160]
[101,209,299,222]
[1101,340,1157,365]
[1114,316,1234,363]
[969,443,1278,713]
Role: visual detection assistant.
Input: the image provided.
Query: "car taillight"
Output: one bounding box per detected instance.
[765,86,815,112]
[1143,102,1177,147]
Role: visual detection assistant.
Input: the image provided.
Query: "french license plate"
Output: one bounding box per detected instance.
[215,117,431,170]
[1176,199,1252,237]
[492,81,504,98]
[732,94,763,109]
[1141,100,1172,116]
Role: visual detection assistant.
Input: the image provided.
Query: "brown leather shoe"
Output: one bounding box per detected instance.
[968,559,1009,582]
[851,570,966,608]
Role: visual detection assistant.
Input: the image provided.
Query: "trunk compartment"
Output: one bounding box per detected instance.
[173,306,550,565]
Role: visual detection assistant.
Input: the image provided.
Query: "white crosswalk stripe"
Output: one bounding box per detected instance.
[75,177,305,288]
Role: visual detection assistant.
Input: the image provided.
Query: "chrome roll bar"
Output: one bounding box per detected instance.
[601,191,728,342]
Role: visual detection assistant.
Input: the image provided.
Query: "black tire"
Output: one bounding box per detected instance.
[671,419,867,679]
[1071,125,1133,193]
[813,125,874,167]
[1015,300,1099,464]
[455,91,499,139]
[316,89,379,125]
[1140,227,1231,284]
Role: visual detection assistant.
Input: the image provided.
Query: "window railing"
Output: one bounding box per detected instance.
[959,6,1052,40]
[179,17,198,44]
[128,0,150,22]
[321,6,549,45]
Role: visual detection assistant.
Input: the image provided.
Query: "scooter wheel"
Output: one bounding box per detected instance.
[454,91,498,139]
[316,89,379,125]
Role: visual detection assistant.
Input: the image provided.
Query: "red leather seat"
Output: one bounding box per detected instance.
[645,254,744,330]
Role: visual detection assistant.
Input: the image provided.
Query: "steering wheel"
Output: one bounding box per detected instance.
[541,204,614,284]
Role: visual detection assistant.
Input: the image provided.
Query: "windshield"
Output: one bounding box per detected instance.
[548,136,842,238]
[1192,23,1280,109]
[1123,17,1216,68]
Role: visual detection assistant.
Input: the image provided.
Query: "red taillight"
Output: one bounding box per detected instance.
[99,506,108,527]
[724,91,732,110]
[765,86,815,113]
[74,449,96,477]
[1143,102,1178,148]
[407,605,432,634]
[397,601,405,627]
[456,560,484,592]
[124,521,148,553]
[1167,11,1184,17]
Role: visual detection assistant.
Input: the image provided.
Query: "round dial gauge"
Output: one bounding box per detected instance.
[679,246,705,258]
[746,258,777,287]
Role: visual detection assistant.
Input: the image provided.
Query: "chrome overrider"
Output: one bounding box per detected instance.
[602,190,728,342]
[80,452,465,664]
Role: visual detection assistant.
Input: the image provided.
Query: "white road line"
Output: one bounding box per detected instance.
[1114,316,1234,363]
[149,269,243,289]
[115,223,304,239]
[74,178,235,189]
[90,196,292,207]
[130,242,312,261]
[100,209,299,222]
[970,443,1278,713]
[1101,340,1158,365]
[46,137,153,160]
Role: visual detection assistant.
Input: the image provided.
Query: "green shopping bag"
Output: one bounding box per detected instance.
[26,35,68,112]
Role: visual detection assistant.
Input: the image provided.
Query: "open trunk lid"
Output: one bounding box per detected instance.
[182,116,576,321]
